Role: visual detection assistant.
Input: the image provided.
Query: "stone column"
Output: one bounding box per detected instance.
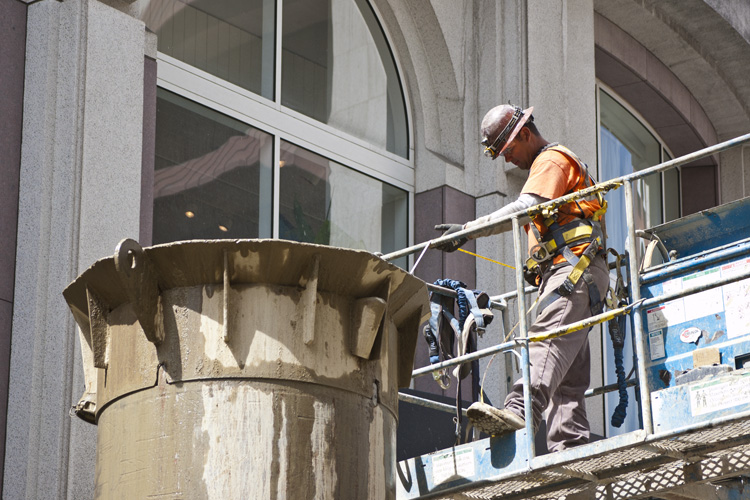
[5,1,147,498]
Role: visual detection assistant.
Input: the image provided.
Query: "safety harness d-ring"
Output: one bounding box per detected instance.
[529,243,550,264]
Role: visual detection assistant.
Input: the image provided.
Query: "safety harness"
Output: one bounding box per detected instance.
[422,279,493,443]
[520,143,631,426]
[524,144,608,316]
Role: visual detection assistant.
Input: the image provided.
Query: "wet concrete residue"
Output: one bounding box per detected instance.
[65,239,428,498]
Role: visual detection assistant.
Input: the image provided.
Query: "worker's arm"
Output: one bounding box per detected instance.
[464,193,548,238]
[434,193,548,252]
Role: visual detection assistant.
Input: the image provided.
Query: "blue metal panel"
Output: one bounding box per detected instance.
[651,370,750,432]
[396,431,530,499]
[640,242,750,392]
[641,256,750,390]
[644,196,750,259]
[640,198,750,435]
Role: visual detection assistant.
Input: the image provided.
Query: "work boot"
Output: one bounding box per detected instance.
[467,402,525,436]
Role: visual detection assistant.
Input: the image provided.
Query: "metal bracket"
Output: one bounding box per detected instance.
[350,297,387,359]
[114,238,164,345]
[86,286,110,369]
[223,249,231,343]
[297,254,320,345]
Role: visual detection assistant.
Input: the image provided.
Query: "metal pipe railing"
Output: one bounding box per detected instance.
[512,216,536,460]
[410,299,638,378]
[398,377,638,420]
[408,260,750,390]
[382,132,750,264]
[398,392,468,416]
[398,133,750,448]
[411,339,518,378]
[637,265,750,311]
[625,179,654,435]
[426,282,509,311]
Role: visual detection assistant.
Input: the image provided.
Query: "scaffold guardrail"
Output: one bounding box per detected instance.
[391,132,750,500]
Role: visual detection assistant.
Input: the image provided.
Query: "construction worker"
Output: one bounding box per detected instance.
[435,104,610,452]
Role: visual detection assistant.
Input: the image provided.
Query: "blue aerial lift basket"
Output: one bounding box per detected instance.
[640,196,750,434]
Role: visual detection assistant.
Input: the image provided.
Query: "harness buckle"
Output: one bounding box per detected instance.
[433,369,451,389]
[529,243,551,264]
[557,278,575,297]
[523,264,541,287]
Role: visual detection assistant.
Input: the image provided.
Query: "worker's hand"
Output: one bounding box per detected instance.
[434,223,468,252]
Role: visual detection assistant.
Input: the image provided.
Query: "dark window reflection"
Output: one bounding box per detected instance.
[153,90,273,244]
[281,0,408,158]
[142,0,275,99]
[279,140,407,263]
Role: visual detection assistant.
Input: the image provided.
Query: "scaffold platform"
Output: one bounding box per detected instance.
[390,133,750,500]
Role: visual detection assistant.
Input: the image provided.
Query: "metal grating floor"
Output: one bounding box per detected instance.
[413,416,750,500]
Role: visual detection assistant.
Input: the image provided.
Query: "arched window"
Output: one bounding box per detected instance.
[598,85,679,251]
[141,0,411,265]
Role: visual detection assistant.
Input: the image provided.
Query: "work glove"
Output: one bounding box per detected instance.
[434,223,468,252]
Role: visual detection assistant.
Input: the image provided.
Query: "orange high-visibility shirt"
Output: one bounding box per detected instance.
[521,147,602,264]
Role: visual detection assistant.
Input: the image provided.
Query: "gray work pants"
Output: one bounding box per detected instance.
[504,255,609,452]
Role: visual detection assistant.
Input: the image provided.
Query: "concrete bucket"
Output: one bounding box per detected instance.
[63,239,428,499]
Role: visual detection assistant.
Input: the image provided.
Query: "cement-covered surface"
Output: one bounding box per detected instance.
[97,378,396,499]
[64,239,428,499]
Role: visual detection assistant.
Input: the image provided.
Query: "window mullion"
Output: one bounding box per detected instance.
[262,0,276,100]
[273,134,281,239]
[274,0,283,109]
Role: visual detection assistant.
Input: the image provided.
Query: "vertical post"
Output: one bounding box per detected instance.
[624,180,654,435]
[512,216,535,459]
[261,0,275,100]
[258,136,273,238]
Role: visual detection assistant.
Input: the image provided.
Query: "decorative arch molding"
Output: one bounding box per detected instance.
[594,12,715,161]
[595,0,750,143]
[370,0,464,167]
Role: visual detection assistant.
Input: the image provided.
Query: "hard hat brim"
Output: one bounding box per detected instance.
[498,106,534,156]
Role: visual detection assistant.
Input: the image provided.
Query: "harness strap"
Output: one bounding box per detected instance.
[545,144,607,219]
[453,308,492,380]
[424,291,461,389]
[525,218,603,271]
[560,245,580,267]
[581,267,604,315]
[463,289,485,332]
[424,280,494,395]
[557,240,601,298]
[535,264,604,319]
[536,289,563,316]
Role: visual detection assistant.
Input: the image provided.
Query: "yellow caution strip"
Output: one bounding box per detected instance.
[525,301,641,343]
[457,248,515,270]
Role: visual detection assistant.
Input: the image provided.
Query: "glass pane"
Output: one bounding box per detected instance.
[153,89,273,244]
[640,174,662,228]
[142,0,275,99]
[279,141,408,260]
[599,89,661,437]
[663,150,681,222]
[600,90,662,243]
[281,0,408,158]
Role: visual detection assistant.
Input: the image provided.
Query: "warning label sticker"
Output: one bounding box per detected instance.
[646,302,685,332]
[690,374,750,416]
[721,258,750,338]
[649,330,665,360]
[431,447,475,485]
